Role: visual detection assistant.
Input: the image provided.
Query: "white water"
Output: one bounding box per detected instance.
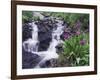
[23,22,39,52]
[34,19,65,68]
[23,19,65,68]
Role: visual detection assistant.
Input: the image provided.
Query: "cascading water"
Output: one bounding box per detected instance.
[23,16,66,68]
[34,19,65,68]
[23,22,39,52]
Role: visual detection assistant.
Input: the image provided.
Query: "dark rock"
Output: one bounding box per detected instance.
[39,59,58,68]
[56,44,64,54]
[22,23,33,41]
[37,19,54,51]
[38,37,52,51]
[37,20,54,32]
[38,31,52,41]
[22,48,41,69]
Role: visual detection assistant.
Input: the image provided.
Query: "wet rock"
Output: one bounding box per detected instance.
[39,59,58,68]
[22,23,33,41]
[56,43,64,54]
[22,48,41,69]
[38,37,52,51]
[37,19,54,51]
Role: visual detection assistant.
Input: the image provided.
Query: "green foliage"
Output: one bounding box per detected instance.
[22,11,33,23]
[22,11,89,30]
[49,12,89,30]
[63,33,89,66]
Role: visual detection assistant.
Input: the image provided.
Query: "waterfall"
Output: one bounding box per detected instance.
[34,19,65,68]
[23,17,65,68]
[23,22,39,52]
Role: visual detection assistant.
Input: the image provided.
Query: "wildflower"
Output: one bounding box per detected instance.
[64,33,70,39]
[75,20,81,29]
[80,40,86,45]
[76,31,80,35]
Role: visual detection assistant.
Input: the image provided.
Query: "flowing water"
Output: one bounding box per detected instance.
[23,22,39,52]
[23,18,65,68]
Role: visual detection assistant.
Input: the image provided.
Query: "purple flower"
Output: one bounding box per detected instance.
[64,33,70,39]
[75,20,81,29]
[76,31,80,35]
[80,40,86,45]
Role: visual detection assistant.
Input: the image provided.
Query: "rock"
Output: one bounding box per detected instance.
[22,48,41,69]
[33,12,44,20]
[37,19,54,51]
[38,37,52,51]
[56,43,64,54]
[22,23,33,41]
